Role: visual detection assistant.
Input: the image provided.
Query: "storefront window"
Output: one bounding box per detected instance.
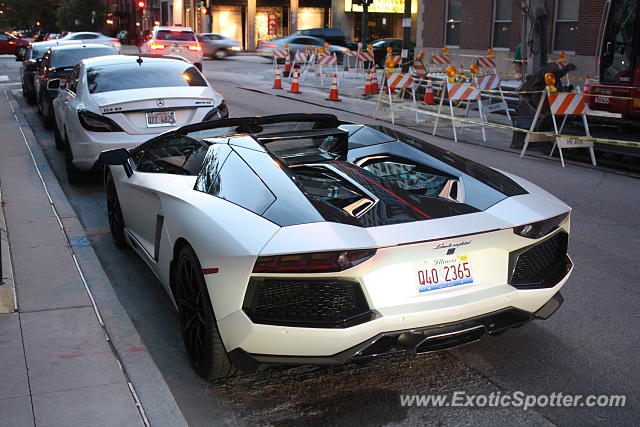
[298,7,325,30]
[493,0,511,48]
[446,0,461,46]
[211,5,243,47]
[256,7,286,44]
[554,0,579,51]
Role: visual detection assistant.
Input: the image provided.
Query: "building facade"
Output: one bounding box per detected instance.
[420,0,606,75]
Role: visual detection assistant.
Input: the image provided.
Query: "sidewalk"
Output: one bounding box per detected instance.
[0,90,185,426]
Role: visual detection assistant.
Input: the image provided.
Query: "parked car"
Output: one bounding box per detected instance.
[59,32,122,52]
[371,38,415,68]
[46,33,61,40]
[18,40,83,104]
[99,113,573,380]
[257,35,350,63]
[139,27,203,70]
[197,33,242,59]
[290,27,357,50]
[34,44,118,129]
[0,31,29,58]
[53,55,226,183]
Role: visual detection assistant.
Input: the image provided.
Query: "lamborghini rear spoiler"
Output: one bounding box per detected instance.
[177,113,342,135]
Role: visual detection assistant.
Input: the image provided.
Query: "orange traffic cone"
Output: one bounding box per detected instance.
[326,73,341,101]
[423,78,434,105]
[584,74,591,95]
[284,54,291,74]
[363,68,372,96]
[273,66,283,89]
[288,69,301,93]
[370,68,379,93]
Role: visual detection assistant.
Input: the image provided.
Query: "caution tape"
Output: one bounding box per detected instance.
[376,98,640,149]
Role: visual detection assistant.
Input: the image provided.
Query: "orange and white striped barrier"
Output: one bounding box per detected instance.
[355,51,375,77]
[316,53,339,87]
[433,82,487,143]
[474,73,511,120]
[476,56,497,69]
[431,54,450,65]
[272,49,288,70]
[374,73,418,125]
[520,88,596,167]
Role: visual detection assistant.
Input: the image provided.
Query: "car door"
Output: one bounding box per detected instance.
[0,33,11,54]
[54,65,80,137]
[118,134,209,260]
[34,51,50,102]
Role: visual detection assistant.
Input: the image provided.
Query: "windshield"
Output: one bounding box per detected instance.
[86,61,207,93]
[156,30,197,41]
[51,47,117,68]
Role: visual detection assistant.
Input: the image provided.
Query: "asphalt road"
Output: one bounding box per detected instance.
[2,53,639,426]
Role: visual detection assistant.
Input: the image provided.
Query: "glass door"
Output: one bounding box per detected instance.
[600,0,638,84]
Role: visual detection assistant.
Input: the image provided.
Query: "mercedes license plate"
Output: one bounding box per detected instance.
[146,111,176,127]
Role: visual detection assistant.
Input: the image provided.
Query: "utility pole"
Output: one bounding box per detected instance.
[521,0,548,75]
[360,0,369,46]
[400,0,411,73]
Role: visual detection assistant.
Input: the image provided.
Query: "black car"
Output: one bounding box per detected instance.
[19,40,83,105]
[371,38,416,68]
[34,44,118,129]
[290,28,357,50]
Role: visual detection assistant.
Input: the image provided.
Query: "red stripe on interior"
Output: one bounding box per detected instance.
[202,268,219,274]
[335,161,432,219]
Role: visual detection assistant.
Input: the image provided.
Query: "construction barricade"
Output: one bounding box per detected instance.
[272,49,288,69]
[316,53,339,87]
[474,73,512,121]
[520,87,596,167]
[373,73,419,125]
[432,82,487,143]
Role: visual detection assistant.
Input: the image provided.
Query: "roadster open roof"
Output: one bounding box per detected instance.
[129,114,528,228]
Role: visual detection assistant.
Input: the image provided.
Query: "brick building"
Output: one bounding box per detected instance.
[418,0,607,76]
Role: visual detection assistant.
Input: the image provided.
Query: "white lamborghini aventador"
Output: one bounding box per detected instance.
[99,114,573,380]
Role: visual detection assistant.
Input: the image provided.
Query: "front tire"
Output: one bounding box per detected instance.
[174,244,237,380]
[105,170,126,246]
[213,49,227,60]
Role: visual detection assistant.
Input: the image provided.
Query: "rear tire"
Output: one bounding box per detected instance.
[105,170,126,247]
[174,244,237,380]
[213,49,227,60]
[53,118,64,150]
[39,95,53,129]
[63,132,83,184]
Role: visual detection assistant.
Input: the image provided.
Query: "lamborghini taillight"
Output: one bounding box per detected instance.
[513,213,569,239]
[253,249,376,273]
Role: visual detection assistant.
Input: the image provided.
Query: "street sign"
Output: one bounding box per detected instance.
[268,14,278,35]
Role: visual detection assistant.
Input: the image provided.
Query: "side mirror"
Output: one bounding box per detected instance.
[99,148,133,177]
[47,78,60,90]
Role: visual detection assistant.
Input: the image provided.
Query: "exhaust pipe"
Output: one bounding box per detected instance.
[398,325,486,354]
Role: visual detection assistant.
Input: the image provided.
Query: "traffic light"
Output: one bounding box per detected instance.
[136,1,145,10]
[200,6,208,15]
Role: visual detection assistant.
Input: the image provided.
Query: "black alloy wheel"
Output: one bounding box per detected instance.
[174,244,236,380]
[105,170,126,246]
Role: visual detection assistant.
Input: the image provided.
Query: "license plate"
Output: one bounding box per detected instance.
[414,255,473,293]
[146,111,176,127]
[171,44,182,53]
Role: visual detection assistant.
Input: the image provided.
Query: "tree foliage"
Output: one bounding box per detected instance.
[0,0,60,31]
[56,0,105,32]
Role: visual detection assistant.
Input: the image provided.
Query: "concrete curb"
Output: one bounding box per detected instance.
[0,183,16,313]
[5,89,188,427]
